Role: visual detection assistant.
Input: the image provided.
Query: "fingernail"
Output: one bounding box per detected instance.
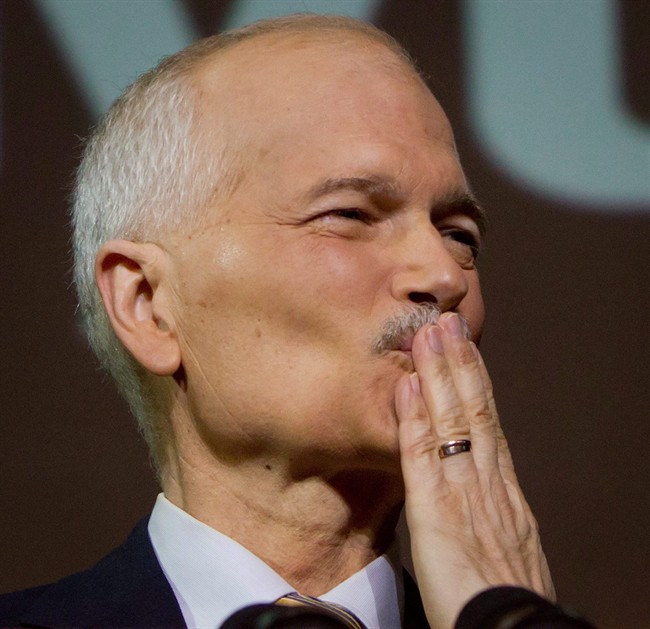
[426,326,444,353]
[409,373,420,394]
[445,314,464,339]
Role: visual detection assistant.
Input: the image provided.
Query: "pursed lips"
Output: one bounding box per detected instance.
[396,331,415,353]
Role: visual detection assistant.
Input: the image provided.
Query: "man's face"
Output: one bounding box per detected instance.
[165,34,485,475]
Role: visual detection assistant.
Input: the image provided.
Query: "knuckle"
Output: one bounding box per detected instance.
[465,398,493,424]
[410,405,430,424]
[426,358,449,380]
[405,433,438,458]
[455,343,476,367]
[436,411,468,435]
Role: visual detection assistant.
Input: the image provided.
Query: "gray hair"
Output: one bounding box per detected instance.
[71,14,419,473]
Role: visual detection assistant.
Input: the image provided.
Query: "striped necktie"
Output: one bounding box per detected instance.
[276,592,367,629]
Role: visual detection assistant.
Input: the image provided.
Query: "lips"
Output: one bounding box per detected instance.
[397,333,414,352]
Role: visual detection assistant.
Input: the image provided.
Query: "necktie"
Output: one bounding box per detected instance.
[276,592,367,629]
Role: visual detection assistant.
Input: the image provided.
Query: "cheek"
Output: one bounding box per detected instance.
[295,240,388,310]
[174,235,388,378]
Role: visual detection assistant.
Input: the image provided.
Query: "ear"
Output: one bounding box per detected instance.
[95,240,181,376]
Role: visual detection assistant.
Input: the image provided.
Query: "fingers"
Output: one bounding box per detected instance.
[395,373,445,501]
[473,349,515,477]
[395,312,557,619]
[413,325,475,484]
[439,315,500,474]
[409,313,499,480]
[413,314,526,539]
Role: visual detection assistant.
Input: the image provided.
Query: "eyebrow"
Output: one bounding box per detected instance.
[437,192,488,236]
[305,176,401,201]
[303,176,487,235]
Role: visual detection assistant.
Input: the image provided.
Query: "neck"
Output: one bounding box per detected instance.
[163,448,404,595]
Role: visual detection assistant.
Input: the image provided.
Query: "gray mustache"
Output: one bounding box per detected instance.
[373,303,442,353]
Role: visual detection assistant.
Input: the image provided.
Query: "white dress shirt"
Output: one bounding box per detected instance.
[148,494,403,629]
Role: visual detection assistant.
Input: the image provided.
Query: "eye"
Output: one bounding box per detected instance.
[447,229,479,255]
[322,208,371,223]
[442,229,481,263]
[307,207,376,238]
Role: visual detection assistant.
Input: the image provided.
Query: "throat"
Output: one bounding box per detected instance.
[165,460,405,595]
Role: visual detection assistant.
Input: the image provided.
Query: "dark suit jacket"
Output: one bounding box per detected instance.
[0,519,429,628]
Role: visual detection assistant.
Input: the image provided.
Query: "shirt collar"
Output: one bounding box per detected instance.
[148,493,403,629]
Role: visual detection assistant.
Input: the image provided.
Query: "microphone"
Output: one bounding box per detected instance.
[455,587,596,629]
[220,603,352,628]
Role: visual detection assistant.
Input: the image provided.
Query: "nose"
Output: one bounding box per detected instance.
[390,223,469,312]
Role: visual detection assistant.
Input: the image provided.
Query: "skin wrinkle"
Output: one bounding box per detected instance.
[174,458,394,585]
[78,22,555,621]
[166,303,261,471]
[110,29,486,594]
[175,282,364,472]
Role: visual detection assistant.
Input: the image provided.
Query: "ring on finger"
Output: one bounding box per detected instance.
[438,439,472,459]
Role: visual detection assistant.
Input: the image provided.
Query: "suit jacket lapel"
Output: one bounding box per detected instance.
[18,519,427,628]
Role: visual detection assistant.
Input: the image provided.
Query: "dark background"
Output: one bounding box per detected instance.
[2,2,648,628]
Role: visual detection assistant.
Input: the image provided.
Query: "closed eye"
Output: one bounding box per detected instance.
[443,229,480,259]
[321,208,372,223]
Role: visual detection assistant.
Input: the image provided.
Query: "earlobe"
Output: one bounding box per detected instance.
[95,240,181,376]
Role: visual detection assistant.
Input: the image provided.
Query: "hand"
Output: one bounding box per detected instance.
[395,312,555,629]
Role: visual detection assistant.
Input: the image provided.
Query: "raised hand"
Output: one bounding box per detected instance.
[396,312,554,629]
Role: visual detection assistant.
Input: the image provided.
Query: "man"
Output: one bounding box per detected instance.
[2,14,585,629]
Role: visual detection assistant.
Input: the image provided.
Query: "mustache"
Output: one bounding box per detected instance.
[372,303,469,353]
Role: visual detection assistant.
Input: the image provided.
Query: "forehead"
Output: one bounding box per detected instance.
[190,30,463,211]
